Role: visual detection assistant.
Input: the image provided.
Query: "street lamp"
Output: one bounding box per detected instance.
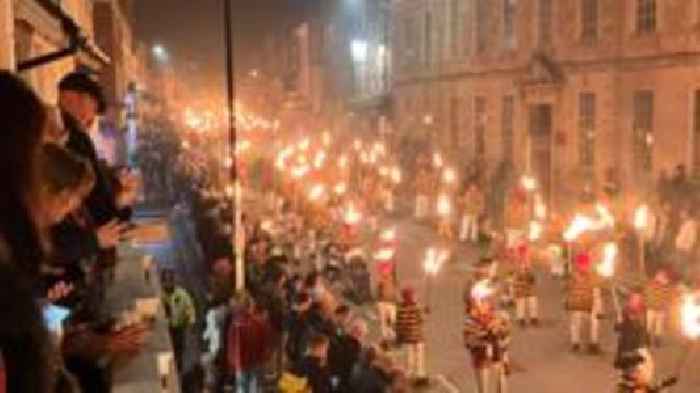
[152,44,169,62]
[351,39,368,63]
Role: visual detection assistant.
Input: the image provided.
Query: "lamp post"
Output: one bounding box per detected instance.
[223,0,244,293]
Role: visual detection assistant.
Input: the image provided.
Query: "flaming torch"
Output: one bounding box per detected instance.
[673,291,700,376]
[563,215,594,275]
[442,167,457,186]
[344,203,362,226]
[308,184,325,202]
[390,167,402,185]
[433,152,444,169]
[634,204,650,277]
[437,193,452,217]
[334,182,347,196]
[470,279,495,302]
[528,221,543,242]
[424,248,449,312]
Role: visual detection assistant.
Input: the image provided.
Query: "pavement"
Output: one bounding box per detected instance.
[363,212,700,393]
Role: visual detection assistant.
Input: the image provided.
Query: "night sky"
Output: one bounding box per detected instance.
[133,0,304,93]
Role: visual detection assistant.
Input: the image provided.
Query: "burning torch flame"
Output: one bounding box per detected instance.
[308,184,325,201]
[298,138,310,151]
[353,139,362,151]
[373,142,386,156]
[380,228,396,242]
[314,151,326,169]
[443,168,457,185]
[433,153,444,169]
[424,248,448,275]
[344,203,362,225]
[379,166,390,177]
[291,165,310,179]
[535,200,547,220]
[471,279,494,301]
[596,203,616,229]
[391,167,402,184]
[437,194,452,217]
[374,247,395,261]
[334,183,347,195]
[563,214,594,242]
[634,204,649,231]
[521,175,537,191]
[338,155,349,169]
[322,131,331,147]
[682,292,700,339]
[596,242,618,278]
[528,221,543,241]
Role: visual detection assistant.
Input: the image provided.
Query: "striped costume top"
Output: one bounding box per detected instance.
[396,301,424,344]
[644,281,676,311]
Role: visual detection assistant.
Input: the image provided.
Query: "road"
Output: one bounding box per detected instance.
[373,213,700,393]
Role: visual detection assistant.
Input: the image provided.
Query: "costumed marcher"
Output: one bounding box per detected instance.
[504,187,528,249]
[459,184,484,243]
[375,271,398,347]
[615,292,655,384]
[566,252,601,354]
[644,269,676,347]
[463,280,511,393]
[513,244,539,327]
[436,192,454,240]
[415,169,430,220]
[396,287,428,385]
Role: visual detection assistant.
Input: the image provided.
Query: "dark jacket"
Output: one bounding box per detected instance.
[226,310,272,374]
[614,313,650,368]
[327,333,361,389]
[63,112,130,226]
[296,355,332,393]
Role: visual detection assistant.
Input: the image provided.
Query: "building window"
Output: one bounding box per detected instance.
[637,0,656,33]
[450,0,461,57]
[578,93,596,174]
[503,0,517,49]
[581,0,598,42]
[633,91,654,173]
[425,12,432,66]
[476,0,489,53]
[502,95,514,163]
[538,0,552,47]
[475,96,487,159]
[693,90,700,174]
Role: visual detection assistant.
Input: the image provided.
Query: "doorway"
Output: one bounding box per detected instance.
[529,104,553,204]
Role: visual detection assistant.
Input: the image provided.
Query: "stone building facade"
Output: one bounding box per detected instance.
[392,0,700,209]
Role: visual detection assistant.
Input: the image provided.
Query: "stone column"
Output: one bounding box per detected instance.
[0,0,15,70]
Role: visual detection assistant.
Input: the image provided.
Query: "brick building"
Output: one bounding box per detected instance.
[392,0,700,210]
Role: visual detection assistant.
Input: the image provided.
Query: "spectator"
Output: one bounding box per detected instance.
[225,295,273,393]
[674,209,697,280]
[295,334,333,393]
[161,269,196,373]
[0,71,55,393]
[396,287,427,384]
[286,293,314,369]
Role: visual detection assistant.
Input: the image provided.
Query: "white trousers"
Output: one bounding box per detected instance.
[570,311,599,344]
[516,297,539,321]
[592,288,603,316]
[646,310,666,337]
[385,192,394,213]
[377,301,397,340]
[505,229,524,249]
[405,342,426,378]
[416,195,429,219]
[474,363,508,393]
[460,214,479,242]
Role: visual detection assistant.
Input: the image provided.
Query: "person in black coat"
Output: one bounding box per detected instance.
[295,334,333,393]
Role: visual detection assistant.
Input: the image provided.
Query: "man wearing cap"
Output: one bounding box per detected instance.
[59,72,136,226]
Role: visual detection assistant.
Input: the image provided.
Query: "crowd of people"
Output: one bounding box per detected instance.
[0,70,146,393]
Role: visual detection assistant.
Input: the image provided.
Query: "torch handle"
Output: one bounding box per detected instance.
[610,284,622,323]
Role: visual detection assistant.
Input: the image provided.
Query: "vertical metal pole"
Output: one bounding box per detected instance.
[224,0,244,293]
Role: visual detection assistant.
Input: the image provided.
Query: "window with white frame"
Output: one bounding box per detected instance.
[633,90,654,173]
[578,93,596,173]
[581,0,598,42]
[503,0,517,49]
[425,11,432,66]
[475,96,487,159]
[502,95,515,163]
[538,0,552,47]
[693,90,700,174]
[476,0,489,53]
[636,0,656,33]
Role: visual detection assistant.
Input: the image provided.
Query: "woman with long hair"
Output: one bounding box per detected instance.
[0,71,55,393]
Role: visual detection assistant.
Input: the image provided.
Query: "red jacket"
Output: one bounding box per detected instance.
[226,311,273,373]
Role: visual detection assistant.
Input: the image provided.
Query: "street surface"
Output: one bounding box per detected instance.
[370,213,700,393]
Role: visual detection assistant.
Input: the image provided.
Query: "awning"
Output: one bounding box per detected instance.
[15,0,110,72]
